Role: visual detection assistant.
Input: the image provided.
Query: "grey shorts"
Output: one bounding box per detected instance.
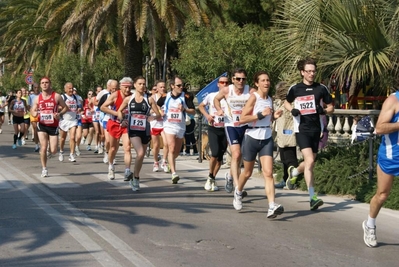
[242,135,274,162]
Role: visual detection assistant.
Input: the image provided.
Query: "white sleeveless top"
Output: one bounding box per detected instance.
[163,92,187,131]
[150,93,163,129]
[224,84,250,127]
[202,92,227,128]
[246,92,273,140]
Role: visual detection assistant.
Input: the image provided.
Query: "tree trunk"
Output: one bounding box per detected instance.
[124,24,143,78]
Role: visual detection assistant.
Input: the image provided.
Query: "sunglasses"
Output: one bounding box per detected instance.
[175,84,183,88]
[233,77,246,82]
[219,81,228,85]
[304,70,317,74]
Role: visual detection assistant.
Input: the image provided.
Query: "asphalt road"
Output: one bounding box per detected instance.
[0,123,398,267]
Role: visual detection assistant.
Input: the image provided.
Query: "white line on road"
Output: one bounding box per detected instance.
[0,160,155,267]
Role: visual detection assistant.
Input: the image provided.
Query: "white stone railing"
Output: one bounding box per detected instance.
[326,109,381,142]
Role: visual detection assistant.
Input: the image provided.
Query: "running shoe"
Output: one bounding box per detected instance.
[94,149,99,154]
[41,169,48,178]
[163,163,170,173]
[98,145,104,154]
[81,138,86,145]
[362,220,377,247]
[233,189,243,210]
[34,146,40,152]
[69,154,76,162]
[86,145,91,151]
[21,139,26,146]
[267,204,284,218]
[17,138,22,146]
[0,129,2,134]
[274,181,286,189]
[171,173,180,184]
[153,162,159,172]
[12,144,16,149]
[124,170,133,181]
[204,178,212,191]
[310,195,324,210]
[211,179,219,191]
[224,173,233,193]
[8,120,11,125]
[103,153,109,164]
[286,166,297,190]
[59,152,64,162]
[130,178,140,191]
[108,168,115,180]
[75,146,81,156]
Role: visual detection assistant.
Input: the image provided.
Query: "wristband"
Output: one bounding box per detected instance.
[257,112,265,120]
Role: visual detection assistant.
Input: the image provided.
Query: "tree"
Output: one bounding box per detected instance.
[172,20,278,90]
[271,0,399,106]
[42,0,226,78]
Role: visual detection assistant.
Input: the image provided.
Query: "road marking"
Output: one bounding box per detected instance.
[0,160,155,267]
[33,173,81,188]
[0,173,13,189]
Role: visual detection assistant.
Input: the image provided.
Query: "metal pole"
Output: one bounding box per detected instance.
[198,114,203,163]
[368,133,374,181]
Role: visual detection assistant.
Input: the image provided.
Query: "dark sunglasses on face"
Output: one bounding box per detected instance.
[218,81,228,85]
[175,84,183,88]
[233,77,246,82]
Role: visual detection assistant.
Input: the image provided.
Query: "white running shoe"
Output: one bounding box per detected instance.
[267,204,284,219]
[21,139,26,145]
[86,145,91,151]
[103,153,109,164]
[108,169,115,180]
[41,169,48,178]
[81,138,86,145]
[233,189,243,211]
[171,173,180,184]
[59,152,64,162]
[153,162,159,172]
[362,220,377,247]
[69,154,76,162]
[211,180,219,191]
[75,146,81,156]
[98,145,104,154]
[204,178,212,191]
[163,163,170,173]
[130,178,140,191]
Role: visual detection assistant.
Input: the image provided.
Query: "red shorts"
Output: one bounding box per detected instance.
[151,127,163,136]
[107,120,127,139]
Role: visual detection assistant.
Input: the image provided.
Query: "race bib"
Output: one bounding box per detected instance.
[85,110,92,117]
[40,110,54,124]
[66,100,77,112]
[213,114,225,127]
[167,108,182,123]
[296,95,316,115]
[232,110,242,127]
[130,114,146,131]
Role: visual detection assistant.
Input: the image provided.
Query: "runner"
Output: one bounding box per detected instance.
[5,90,15,125]
[100,77,133,181]
[21,87,30,145]
[9,89,28,149]
[198,76,229,191]
[73,88,84,156]
[81,91,95,152]
[30,77,68,177]
[0,91,6,134]
[59,82,80,162]
[92,86,103,153]
[232,71,284,218]
[118,76,161,191]
[28,83,40,152]
[149,80,169,173]
[157,76,196,184]
[214,68,253,194]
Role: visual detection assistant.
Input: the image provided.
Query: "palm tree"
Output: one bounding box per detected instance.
[271,0,399,107]
[39,0,225,78]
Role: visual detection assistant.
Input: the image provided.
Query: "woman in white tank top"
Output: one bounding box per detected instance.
[232,71,285,219]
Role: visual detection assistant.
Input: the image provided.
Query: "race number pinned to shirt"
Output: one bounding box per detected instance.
[40,110,54,124]
[66,99,77,112]
[130,114,146,131]
[167,108,182,123]
[295,95,316,115]
[213,114,225,127]
[232,110,242,127]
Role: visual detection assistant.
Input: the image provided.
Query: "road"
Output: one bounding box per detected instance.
[0,123,398,267]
